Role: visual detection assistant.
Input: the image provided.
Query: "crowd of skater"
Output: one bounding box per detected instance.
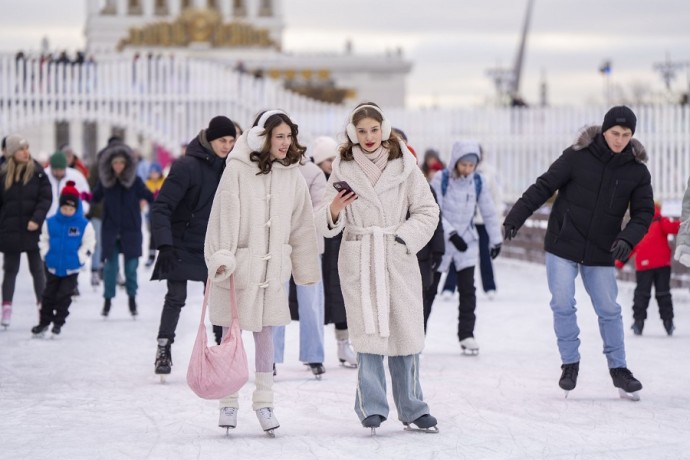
[2,103,690,436]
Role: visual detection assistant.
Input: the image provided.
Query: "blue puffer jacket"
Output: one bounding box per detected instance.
[44,206,90,276]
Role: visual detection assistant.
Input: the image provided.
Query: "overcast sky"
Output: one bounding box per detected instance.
[1,0,689,107]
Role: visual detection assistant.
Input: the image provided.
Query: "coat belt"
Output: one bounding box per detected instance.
[347,224,397,338]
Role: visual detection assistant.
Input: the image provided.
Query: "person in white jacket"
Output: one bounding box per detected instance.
[45,150,90,218]
[675,175,690,267]
[204,110,320,436]
[317,102,439,433]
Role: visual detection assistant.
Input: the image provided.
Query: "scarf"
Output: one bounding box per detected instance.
[352,145,389,186]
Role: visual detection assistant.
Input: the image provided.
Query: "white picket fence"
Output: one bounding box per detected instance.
[1,54,689,202]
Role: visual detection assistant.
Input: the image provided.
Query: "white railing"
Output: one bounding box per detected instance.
[2,54,689,202]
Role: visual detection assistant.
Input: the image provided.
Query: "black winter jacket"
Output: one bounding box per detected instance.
[504,126,654,266]
[0,161,52,253]
[417,186,445,289]
[150,132,225,282]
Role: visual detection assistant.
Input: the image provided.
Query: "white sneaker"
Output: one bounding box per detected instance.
[256,407,280,433]
[337,339,358,368]
[218,407,238,429]
[460,337,479,355]
[441,290,453,301]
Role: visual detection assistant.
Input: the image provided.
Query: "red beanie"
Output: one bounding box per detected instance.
[59,181,80,208]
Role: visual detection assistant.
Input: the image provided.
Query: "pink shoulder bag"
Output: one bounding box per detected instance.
[187,275,248,400]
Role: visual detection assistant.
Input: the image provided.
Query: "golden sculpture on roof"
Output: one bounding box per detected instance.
[117,8,278,50]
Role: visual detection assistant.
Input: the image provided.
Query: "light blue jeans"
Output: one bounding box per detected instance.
[273,280,325,364]
[545,252,626,369]
[354,353,430,424]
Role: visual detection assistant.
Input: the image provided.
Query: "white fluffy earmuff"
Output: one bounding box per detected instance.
[345,104,391,144]
[247,110,288,152]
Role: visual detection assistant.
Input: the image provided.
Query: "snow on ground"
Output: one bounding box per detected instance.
[2,257,690,460]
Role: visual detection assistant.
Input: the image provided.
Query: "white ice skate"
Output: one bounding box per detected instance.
[337,339,358,368]
[460,337,479,355]
[1,304,12,329]
[255,407,279,437]
[218,407,238,435]
[618,389,641,401]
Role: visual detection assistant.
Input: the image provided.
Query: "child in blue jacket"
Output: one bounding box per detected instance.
[32,181,96,337]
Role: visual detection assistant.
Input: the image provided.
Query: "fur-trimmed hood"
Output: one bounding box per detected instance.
[98,142,137,188]
[572,125,648,163]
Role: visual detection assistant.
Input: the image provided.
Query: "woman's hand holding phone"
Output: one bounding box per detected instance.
[330,185,357,222]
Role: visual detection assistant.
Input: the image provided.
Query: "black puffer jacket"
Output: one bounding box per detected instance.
[504,126,654,266]
[150,132,225,282]
[0,161,52,253]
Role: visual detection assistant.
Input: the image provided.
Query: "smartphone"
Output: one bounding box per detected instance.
[333,181,356,195]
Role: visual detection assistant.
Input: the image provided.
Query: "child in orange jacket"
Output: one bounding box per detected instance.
[616,203,680,336]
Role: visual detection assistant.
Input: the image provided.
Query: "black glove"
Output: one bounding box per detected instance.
[449,232,468,252]
[431,254,443,272]
[503,223,518,241]
[157,245,179,276]
[490,244,502,259]
[610,239,632,261]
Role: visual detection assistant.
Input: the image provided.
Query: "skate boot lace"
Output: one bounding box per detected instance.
[257,407,273,420]
[156,345,171,365]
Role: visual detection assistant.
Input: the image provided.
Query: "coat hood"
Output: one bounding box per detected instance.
[572,125,648,163]
[98,142,137,188]
[449,140,482,169]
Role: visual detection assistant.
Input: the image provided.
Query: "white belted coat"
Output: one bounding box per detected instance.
[316,144,439,356]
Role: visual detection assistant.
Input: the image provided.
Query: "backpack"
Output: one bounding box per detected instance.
[441,169,482,198]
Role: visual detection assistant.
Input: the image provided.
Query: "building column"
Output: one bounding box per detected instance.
[246,0,258,18]
[170,0,181,16]
[219,0,231,20]
[97,122,111,156]
[143,0,154,16]
[117,0,127,16]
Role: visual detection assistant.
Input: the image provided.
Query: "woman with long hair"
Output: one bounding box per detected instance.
[205,110,320,436]
[0,134,52,328]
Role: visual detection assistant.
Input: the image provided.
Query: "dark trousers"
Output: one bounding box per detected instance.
[2,250,45,304]
[157,279,222,345]
[423,271,443,333]
[39,271,78,326]
[442,261,457,293]
[457,266,477,341]
[476,224,496,292]
[632,267,674,321]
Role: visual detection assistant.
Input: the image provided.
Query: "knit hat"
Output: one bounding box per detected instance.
[310,136,338,165]
[206,116,237,142]
[4,134,28,157]
[59,180,80,208]
[50,151,68,170]
[602,105,636,134]
[149,162,162,175]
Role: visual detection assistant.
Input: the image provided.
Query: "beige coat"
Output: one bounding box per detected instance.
[204,132,321,331]
[316,143,439,356]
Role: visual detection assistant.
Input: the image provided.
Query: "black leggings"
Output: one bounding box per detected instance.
[2,250,45,304]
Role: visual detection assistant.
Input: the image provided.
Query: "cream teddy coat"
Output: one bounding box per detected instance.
[316,143,439,356]
[204,132,321,331]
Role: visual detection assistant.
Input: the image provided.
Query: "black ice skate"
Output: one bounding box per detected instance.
[308,362,326,380]
[663,319,675,336]
[101,299,111,318]
[128,297,138,318]
[610,367,642,401]
[155,338,172,383]
[558,362,579,397]
[362,414,385,436]
[403,414,439,433]
[31,323,50,338]
[631,319,644,336]
[51,325,62,338]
